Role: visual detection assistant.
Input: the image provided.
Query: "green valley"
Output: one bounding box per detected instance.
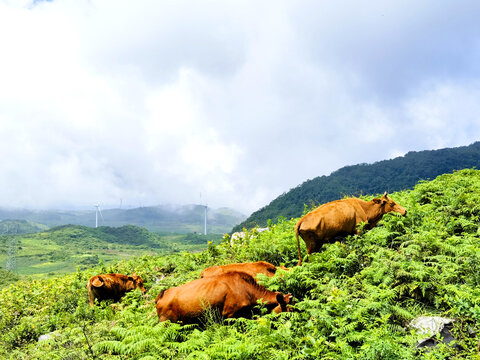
[0,225,220,278]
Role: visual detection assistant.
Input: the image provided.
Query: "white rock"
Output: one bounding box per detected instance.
[410,316,454,336]
[38,334,52,342]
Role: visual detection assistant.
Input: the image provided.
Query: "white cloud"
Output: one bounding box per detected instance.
[1,0,480,215]
[404,80,480,149]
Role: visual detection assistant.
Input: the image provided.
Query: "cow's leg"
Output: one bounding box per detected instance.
[303,233,323,263]
[305,242,324,263]
[222,295,249,319]
[311,240,324,253]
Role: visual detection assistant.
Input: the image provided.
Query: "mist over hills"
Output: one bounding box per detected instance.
[0,205,246,234]
[4,142,480,235]
[234,141,480,231]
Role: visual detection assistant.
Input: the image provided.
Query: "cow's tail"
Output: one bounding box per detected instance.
[295,221,303,266]
[87,282,95,307]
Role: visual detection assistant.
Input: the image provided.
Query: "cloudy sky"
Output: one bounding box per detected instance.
[1,0,480,215]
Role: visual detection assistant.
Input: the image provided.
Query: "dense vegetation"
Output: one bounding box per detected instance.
[0,268,19,289]
[234,141,480,231]
[0,205,245,234]
[2,169,480,358]
[0,225,220,278]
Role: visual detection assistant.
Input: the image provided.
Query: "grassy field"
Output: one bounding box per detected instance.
[0,225,221,277]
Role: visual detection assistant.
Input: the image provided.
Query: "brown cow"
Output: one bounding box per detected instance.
[155,271,292,323]
[295,192,407,265]
[87,273,146,307]
[200,261,286,279]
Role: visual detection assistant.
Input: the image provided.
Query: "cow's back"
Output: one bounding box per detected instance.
[298,198,365,235]
[200,261,278,279]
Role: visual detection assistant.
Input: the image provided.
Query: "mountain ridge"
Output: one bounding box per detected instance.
[233,141,480,231]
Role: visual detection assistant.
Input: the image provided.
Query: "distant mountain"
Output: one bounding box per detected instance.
[233,141,480,231]
[0,205,246,234]
[0,219,48,234]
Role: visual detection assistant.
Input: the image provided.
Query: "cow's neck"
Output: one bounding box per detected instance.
[360,200,384,226]
[248,288,278,305]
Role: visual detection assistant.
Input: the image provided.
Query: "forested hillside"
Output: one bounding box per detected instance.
[2,169,480,358]
[234,141,480,231]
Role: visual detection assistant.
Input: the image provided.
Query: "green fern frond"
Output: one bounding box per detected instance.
[93,340,128,355]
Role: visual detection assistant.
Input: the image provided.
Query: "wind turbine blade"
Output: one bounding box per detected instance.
[98,206,104,224]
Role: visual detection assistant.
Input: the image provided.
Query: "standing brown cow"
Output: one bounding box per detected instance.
[200,261,286,279]
[156,271,292,323]
[87,273,146,307]
[295,192,407,265]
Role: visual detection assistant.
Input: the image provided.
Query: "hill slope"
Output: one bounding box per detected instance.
[234,141,480,231]
[2,169,480,358]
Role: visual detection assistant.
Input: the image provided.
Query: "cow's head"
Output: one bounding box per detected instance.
[128,273,146,294]
[373,192,407,216]
[272,293,293,313]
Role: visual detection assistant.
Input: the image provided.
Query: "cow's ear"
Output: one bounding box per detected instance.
[284,294,293,304]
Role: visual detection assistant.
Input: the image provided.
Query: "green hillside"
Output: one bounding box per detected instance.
[2,169,480,358]
[0,225,220,277]
[0,219,48,234]
[234,141,480,231]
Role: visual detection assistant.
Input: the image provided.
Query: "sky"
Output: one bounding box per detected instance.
[1,0,480,215]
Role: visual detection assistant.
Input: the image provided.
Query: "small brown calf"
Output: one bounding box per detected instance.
[87,273,146,307]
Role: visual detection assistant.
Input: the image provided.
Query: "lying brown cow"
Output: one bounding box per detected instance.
[156,271,292,323]
[295,192,407,265]
[200,261,286,279]
[87,273,146,307]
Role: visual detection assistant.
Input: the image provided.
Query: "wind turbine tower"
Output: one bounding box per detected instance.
[95,204,104,228]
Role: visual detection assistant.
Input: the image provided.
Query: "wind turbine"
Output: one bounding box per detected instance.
[95,204,104,228]
[200,193,207,236]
